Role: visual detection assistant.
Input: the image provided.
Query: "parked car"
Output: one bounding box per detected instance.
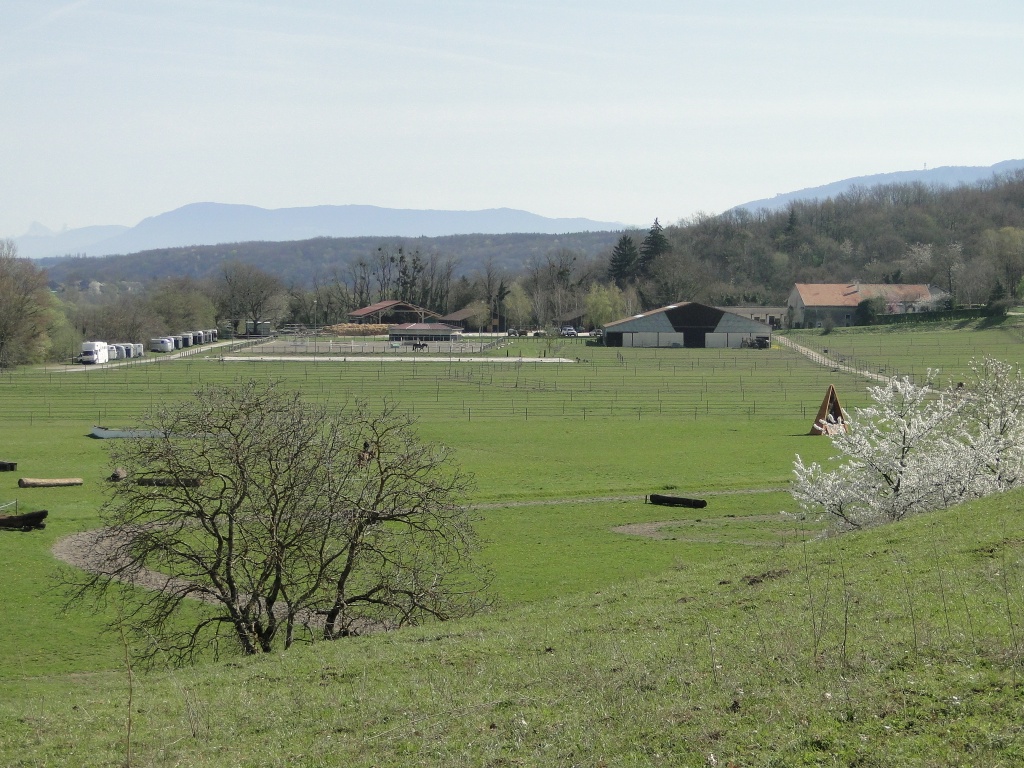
[560,326,578,337]
[507,328,520,337]
[533,329,547,337]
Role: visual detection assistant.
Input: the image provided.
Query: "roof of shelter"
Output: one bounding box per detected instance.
[389,323,459,331]
[349,300,439,318]
[793,283,935,308]
[438,306,481,322]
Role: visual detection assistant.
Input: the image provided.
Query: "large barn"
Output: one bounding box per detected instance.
[603,303,771,348]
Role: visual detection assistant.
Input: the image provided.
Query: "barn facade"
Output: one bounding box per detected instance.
[603,303,771,349]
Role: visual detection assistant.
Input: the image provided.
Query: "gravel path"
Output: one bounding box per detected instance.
[775,335,890,382]
[52,526,211,600]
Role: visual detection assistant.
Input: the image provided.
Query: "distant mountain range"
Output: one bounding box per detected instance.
[730,159,1024,214]
[16,204,626,259]
[17,159,1024,259]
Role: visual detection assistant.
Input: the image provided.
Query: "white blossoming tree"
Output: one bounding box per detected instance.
[793,357,1024,529]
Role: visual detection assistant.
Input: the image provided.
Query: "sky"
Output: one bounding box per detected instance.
[2,0,1023,238]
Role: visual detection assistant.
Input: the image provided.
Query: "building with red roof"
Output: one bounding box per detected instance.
[787,283,945,328]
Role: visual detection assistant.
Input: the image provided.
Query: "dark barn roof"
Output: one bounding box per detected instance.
[605,302,769,333]
[603,302,771,348]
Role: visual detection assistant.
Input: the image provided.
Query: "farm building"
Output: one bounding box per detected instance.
[388,323,462,343]
[788,283,946,328]
[348,300,440,325]
[438,306,481,330]
[602,303,771,348]
[716,305,786,330]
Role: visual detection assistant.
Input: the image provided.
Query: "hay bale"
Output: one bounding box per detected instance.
[322,323,389,337]
[18,478,84,488]
[108,467,128,482]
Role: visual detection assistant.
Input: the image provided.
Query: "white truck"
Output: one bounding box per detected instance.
[80,341,109,364]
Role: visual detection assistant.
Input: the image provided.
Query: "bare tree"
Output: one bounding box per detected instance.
[217,262,283,333]
[0,240,53,367]
[65,382,489,665]
[373,246,397,300]
[348,258,373,308]
[419,252,456,313]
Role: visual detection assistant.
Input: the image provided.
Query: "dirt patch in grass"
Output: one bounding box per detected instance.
[612,515,820,544]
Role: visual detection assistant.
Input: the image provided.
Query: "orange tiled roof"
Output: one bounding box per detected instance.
[794,283,933,308]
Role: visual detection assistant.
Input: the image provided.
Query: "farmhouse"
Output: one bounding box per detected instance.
[788,283,945,328]
[387,323,462,343]
[602,302,771,348]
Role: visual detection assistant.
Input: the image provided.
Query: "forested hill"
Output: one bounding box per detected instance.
[39,170,1024,310]
[39,231,625,287]
[730,159,1024,214]
[648,170,1024,307]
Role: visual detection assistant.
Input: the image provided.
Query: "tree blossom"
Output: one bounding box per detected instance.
[793,357,1024,529]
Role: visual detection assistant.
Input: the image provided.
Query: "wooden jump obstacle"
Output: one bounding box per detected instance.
[0,510,48,531]
[18,478,84,488]
[646,494,708,509]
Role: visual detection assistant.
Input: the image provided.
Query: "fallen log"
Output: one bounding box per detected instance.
[137,477,202,487]
[18,478,84,488]
[647,493,707,509]
[0,461,17,471]
[0,510,48,531]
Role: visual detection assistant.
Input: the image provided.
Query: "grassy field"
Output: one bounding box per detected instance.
[3,318,1024,765]
[3,335,881,425]
[784,316,1024,384]
[4,490,1024,766]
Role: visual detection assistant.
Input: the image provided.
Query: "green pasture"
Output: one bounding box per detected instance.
[6,337,875,426]
[784,314,1024,383]
[0,320,1021,681]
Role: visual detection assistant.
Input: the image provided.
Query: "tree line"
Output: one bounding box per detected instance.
[4,170,1024,367]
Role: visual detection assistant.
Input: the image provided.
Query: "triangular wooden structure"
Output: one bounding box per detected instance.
[810,384,848,435]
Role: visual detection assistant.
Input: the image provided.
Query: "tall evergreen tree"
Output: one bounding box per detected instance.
[607,235,639,287]
[637,218,671,278]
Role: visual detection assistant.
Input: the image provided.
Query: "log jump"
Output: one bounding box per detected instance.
[137,477,203,487]
[646,493,708,509]
[18,478,84,488]
[0,510,48,531]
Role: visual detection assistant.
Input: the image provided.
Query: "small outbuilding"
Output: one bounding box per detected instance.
[388,323,462,343]
[603,302,771,349]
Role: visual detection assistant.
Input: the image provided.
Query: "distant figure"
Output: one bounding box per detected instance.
[357,440,376,467]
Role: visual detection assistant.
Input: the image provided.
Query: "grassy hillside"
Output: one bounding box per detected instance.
[3,491,1024,766]
[3,321,1024,765]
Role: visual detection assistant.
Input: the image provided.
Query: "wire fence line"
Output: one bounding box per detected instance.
[0,343,874,426]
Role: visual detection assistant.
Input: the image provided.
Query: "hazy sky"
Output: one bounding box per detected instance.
[2,1,1023,238]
